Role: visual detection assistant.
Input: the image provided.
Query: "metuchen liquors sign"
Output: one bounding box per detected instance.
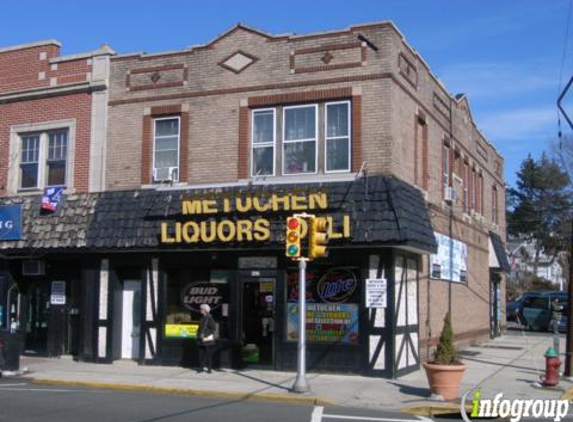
[159,188,351,245]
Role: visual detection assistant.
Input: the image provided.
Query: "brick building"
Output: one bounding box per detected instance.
[0,40,114,354]
[0,22,509,378]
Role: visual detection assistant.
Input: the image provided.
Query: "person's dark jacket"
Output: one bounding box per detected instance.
[199,313,216,345]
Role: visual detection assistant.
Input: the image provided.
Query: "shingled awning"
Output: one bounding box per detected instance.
[0,175,437,254]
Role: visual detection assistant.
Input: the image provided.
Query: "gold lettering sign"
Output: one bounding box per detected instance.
[161,189,351,244]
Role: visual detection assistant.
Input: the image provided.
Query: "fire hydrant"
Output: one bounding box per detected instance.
[542,347,561,387]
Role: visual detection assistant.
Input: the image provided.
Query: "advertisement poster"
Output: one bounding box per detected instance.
[164,324,198,338]
[430,232,468,282]
[286,267,360,344]
[286,303,359,344]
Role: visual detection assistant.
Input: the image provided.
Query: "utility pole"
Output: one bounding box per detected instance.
[566,220,573,376]
[557,75,573,376]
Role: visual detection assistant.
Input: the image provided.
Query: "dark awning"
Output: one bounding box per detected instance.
[489,231,511,273]
[0,175,437,254]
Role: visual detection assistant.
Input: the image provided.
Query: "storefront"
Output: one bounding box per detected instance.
[0,175,437,377]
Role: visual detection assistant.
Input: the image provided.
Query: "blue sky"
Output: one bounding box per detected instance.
[1,0,571,187]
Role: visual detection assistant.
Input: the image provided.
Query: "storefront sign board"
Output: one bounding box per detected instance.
[0,205,22,241]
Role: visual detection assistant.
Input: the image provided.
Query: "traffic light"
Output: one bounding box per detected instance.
[286,217,302,258]
[309,217,329,260]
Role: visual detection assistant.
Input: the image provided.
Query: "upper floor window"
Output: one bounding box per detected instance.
[442,143,450,188]
[20,129,68,190]
[283,104,318,175]
[250,101,351,178]
[492,184,499,224]
[471,167,477,211]
[251,109,276,176]
[325,102,351,173]
[463,160,469,211]
[153,117,180,182]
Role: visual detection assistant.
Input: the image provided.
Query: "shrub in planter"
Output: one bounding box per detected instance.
[423,312,466,401]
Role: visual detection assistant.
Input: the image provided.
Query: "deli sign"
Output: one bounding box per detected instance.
[0,206,22,241]
[181,282,223,312]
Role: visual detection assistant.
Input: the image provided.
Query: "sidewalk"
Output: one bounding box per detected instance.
[12,331,572,411]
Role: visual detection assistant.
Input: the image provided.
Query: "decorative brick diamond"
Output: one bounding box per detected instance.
[321,52,334,64]
[219,51,257,74]
[150,71,161,83]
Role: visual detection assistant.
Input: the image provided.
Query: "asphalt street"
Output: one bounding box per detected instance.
[0,379,432,422]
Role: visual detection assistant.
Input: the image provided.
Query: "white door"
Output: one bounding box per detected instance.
[121,281,141,359]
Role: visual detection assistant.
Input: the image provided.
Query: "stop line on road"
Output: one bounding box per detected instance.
[311,406,433,422]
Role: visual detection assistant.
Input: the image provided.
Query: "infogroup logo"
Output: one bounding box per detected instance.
[460,389,570,422]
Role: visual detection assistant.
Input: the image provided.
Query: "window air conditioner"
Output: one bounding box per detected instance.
[22,260,46,276]
[444,186,455,203]
[153,167,179,183]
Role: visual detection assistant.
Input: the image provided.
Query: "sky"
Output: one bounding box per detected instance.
[1,0,571,187]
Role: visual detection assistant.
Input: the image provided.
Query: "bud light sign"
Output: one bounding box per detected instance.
[181,282,224,312]
[0,205,22,241]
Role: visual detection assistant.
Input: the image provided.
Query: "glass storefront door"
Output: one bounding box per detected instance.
[241,277,275,366]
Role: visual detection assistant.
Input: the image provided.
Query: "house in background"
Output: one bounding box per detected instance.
[508,238,566,291]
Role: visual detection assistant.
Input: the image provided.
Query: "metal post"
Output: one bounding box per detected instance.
[449,203,453,315]
[292,258,309,393]
[565,218,573,377]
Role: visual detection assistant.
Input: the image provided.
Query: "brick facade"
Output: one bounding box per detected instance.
[0,23,507,366]
[0,41,114,195]
[105,22,507,356]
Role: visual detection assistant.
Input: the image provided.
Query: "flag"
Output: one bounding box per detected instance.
[41,187,64,212]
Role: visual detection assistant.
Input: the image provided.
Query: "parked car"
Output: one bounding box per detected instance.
[506,291,545,322]
[520,291,568,331]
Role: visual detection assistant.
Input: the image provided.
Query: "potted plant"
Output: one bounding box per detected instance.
[423,312,466,401]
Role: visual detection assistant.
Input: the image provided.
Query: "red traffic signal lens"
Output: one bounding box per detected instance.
[287,245,299,256]
[287,218,300,230]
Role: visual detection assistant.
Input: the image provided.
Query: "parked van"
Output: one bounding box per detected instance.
[520,291,568,331]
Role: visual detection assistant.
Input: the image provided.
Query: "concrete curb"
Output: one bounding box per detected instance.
[402,403,471,417]
[560,385,573,401]
[31,378,335,406]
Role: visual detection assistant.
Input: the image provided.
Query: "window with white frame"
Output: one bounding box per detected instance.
[251,109,275,176]
[442,143,450,188]
[250,101,352,177]
[19,129,68,190]
[325,101,351,172]
[153,117,180,182]
[283,105,317,175]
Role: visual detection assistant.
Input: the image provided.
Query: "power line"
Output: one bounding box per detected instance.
[558,0,573,101]
[558,0,573,146]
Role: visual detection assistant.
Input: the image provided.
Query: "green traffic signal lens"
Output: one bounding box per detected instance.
[287,245,299,256]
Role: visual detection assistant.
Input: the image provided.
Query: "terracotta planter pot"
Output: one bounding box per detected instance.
[422,362,466,401]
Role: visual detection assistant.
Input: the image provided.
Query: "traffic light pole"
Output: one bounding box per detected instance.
[292,258,309,393]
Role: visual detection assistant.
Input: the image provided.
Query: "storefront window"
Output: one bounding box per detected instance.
[164,269,230,340]
[285,266,360,345]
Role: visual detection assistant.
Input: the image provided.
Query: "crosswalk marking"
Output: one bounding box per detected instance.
[312,406,324,422]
